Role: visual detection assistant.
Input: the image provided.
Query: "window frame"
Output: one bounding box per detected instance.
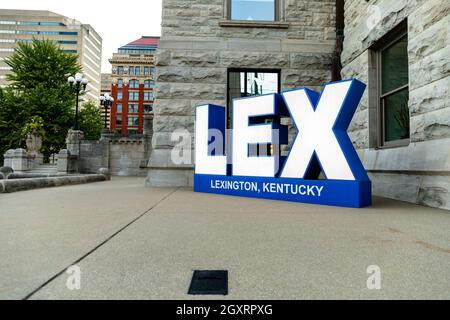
[227,68,281,128]
[375,25,410,149]
[129,79,140,89]
[128,104,139,114]
[128,91,139,101]
[227,0,279,22]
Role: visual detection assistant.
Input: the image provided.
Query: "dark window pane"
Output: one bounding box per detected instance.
[231,0,275,21]
[382,35,408,94]
[228,70,279,126]
[384,88,410,142]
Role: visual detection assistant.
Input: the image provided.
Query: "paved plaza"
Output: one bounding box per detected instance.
[0,177,449,300]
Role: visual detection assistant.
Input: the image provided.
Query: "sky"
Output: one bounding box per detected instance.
[1,0,163,72]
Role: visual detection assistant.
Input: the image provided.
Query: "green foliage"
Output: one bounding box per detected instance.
[78,101,104,140]
[0,38,81,161]
[21,116,45,138]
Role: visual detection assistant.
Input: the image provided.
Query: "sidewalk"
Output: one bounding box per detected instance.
[0,177,448,299]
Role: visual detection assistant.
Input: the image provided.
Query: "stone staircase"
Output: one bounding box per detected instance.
[27,164,58,175]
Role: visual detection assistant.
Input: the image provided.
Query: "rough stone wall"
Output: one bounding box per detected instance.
[148,0,337,187]
[109,138,148,176]
[78,137,149,177]
[342,0,450,210]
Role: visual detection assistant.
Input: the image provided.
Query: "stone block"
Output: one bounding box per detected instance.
[145,168,194,187]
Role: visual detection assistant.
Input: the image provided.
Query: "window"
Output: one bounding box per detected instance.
[17,30,38,35]
[0,21,16,25]
[0,30,15,34]
[18,21,39,25]
[116,115,122,125]
[144,104,153,113]
[150,67,156,75]
[117,91,123,100]
[40,22,64,26]
[129,66,134,76]
[135,66,140,76]
[60,31,78,35]
[229,0,277,21]
[144,92,153,101]
[128,104,139,113]
[376,30,409,147]
[129,92,139,101]
[144,80,154,89]
[228,69,279,118]
[128,128,138,135]
[117,66,124,75]
[129,79,140,88]
[116,104,123,113]
[144,67,150,76]
[64,50,77,53]
[128,116,139,126]
[117,79,123,88]
[58,40,77,45]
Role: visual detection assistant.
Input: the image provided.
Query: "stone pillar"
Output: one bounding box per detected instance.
[11,148,32,172]
[66,130,84,157]
[57,149,73,173]
[3,149,14,168]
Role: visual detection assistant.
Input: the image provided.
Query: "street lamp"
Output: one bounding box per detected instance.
[68,72,88,130]
[99,93,114,130]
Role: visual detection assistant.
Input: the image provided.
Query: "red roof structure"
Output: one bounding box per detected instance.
[127,36,160,46]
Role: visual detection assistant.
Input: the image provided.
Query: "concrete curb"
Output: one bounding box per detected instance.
[0,174,108,193]
[2,173,68,180]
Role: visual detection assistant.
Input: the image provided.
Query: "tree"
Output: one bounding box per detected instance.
[78,101,104,140]
[0,38,81,161]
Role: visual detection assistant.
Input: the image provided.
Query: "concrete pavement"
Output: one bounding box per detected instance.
[0,177,448,299]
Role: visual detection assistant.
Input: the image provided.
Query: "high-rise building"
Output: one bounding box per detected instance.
[0,9,102,102]
[109,36,159,135]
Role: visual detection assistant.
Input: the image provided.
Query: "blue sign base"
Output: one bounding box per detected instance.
[194,174,372,208]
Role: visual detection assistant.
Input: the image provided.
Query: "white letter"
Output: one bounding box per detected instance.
[171,128,192,165]
[366,265,381,290]
[195,105,227,175]
[281,80,360,180]
[66,265,81,290]
[232,94,283,177]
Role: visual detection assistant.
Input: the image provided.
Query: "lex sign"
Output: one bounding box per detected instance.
[194,79,372,208]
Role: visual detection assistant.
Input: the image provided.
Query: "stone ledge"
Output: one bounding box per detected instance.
[218,20,290,29]
[0,174,107,193]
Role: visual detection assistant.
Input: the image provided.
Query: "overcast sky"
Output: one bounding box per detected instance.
[2,0,163,72]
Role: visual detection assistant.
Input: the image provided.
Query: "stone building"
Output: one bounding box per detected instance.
[341,0,450,210]
[0,9,102,101]
[147,0,449,210]
[109,37,159,135]
[147,0,337,187]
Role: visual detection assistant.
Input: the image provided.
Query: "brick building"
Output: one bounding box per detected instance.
[109,36,159,135]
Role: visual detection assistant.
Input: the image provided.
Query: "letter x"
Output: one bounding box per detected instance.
[280,79,368,181]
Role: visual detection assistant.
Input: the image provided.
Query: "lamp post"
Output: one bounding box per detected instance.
[99,93,114,130]
[67,73,88,131]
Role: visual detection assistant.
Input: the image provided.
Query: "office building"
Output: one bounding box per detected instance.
[0,9,102,101]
